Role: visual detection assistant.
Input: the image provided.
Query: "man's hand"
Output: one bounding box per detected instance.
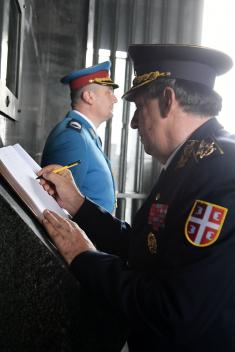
[37,164,84,216]
[42,210,96,264]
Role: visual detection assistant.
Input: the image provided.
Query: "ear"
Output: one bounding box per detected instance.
[159,87,174,117]
[81,90,96,105]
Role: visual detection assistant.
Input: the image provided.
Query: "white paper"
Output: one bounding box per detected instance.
[0,144,69,220]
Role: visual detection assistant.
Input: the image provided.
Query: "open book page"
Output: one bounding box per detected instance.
[0,145,69,221]
[13,143,41,173]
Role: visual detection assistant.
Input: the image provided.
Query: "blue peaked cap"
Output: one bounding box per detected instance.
[60,61,118,90]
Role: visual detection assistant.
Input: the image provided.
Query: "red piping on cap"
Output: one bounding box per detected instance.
[70,70,109,90]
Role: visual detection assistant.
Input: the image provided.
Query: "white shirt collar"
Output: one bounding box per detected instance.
[73,109,97,132]
[161,142,184,170]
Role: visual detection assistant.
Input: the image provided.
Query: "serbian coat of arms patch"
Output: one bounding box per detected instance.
[185,200,228,247]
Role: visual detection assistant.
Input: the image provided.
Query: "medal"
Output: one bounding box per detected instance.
[147,232,157,254]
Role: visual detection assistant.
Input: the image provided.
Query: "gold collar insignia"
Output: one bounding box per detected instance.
[176,137,224,169]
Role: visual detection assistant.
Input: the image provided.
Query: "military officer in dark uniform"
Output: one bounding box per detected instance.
[41,61,118,213]
[39,44,235,351]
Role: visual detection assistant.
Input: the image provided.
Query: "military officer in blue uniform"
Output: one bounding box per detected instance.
[39,45,235,351]
[41,61,118,213]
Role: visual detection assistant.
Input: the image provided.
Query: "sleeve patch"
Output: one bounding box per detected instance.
[184,200,228,247]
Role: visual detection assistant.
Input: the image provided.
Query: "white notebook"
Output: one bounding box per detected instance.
[0,143,69,221]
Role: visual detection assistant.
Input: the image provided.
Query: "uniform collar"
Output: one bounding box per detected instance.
[72,109,97,132]
[162,142,184,170]
[186,117,224,141]
[162,118,223,170]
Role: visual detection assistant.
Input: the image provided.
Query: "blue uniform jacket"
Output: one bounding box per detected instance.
[70,118,235,351]
[41,111,116,212]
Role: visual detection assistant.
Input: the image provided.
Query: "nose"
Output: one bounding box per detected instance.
[130,110,138,129]
[113,94,118,103]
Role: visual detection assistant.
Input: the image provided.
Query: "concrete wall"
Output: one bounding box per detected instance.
[0,0,88,163]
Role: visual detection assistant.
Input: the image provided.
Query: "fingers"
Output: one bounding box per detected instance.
[43,209,70,232]
[39,167,73,189]
[42,210,73,262]
[42,210,64,239]
[38,169,70,197]
[39,178,56,196]
[37,165,64,196]
[38,166,72,180]
[43,210,83,235]
[39,167,84,216]
[37,164,62,177]
[42,210,96,264]
[43,171,65,186]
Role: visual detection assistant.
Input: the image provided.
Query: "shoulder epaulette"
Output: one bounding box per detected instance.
[67,119,82,132]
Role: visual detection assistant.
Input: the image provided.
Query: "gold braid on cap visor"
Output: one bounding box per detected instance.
[89,77,114,85]
[132,70,171,89]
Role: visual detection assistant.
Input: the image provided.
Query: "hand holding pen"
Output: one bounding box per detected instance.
[36,161,84,216]
[36,160,81,179]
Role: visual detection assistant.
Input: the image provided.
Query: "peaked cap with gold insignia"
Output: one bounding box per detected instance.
[61,61,119,91]
[123,44,233,101]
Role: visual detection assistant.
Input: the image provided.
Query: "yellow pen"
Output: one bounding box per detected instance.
[36,160,81,179]
[52,160,81,174]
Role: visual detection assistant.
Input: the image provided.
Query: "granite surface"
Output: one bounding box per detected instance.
[0,178,126,351]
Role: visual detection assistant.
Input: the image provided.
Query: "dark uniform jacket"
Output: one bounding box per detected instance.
[71,118,235,351]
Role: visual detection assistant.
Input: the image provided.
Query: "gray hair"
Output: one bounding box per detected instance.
[70,87,84,109]
[70,84,101,109]
[136,78,222,117]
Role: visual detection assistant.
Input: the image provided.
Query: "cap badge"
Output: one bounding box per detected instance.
[147,232,157,254]
[89,77,114,85]
[133,70,171,89]
[185,200,227,247]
